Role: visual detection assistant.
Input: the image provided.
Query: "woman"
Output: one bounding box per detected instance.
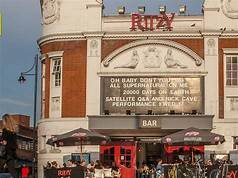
[94,160,104,178]
[0,114,18,178]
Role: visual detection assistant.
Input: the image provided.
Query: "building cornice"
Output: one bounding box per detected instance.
[97,71,208,77]
[38,31,238,46]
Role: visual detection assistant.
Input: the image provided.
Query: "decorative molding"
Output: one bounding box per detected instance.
[37,31,238,46]
[40,54,48,63]
[221,0,238,19]
[89,40,99,57]
[102,40,203,67]
[97,71,208,77]
[223,48,238,54]
[114,50,139,69]
[203,8,220,12]
[206,38,217,56]
[47,51,64,58]
[42,0,61,25]
[37,33,86,46]
[86,4,103,9]
[37,32,202,46]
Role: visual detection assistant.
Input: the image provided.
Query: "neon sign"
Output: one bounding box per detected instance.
[130,13,175,31]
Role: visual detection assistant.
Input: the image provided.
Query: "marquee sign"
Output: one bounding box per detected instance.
[102,77,203,114]
[130,13,175,31]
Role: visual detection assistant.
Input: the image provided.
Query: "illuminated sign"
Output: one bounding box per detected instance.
[130,13,175,31]
[102,77,203,114]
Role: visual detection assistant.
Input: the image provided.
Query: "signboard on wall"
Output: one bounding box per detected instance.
[102,77,203,114]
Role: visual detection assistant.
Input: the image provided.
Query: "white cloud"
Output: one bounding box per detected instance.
[0,98,31,107]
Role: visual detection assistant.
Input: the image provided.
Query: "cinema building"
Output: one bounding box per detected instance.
[37,0,238,177]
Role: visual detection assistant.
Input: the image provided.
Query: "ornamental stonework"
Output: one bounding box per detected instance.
[42,0,61,25]
[221,0,238,19]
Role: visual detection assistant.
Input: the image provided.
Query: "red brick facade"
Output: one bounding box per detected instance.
[40,40,87,118]
[218,39,238,118]
[41,38,204,118]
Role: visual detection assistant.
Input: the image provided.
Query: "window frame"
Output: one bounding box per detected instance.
[51,57,62,87]
[225,55,238,86]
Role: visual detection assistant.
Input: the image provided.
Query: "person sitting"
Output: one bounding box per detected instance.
[94,160,104,178]
[87,160,95,177]
[103,164,112,178]
[51,161,58,169]
[66,160,75,167]
[111,162,120,178]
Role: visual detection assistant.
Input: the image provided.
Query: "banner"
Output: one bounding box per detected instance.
[44,167,85,178]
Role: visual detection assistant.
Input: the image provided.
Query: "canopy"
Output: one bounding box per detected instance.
[46,128,109,159]
[161,127,225,146]
[47,128,109,147]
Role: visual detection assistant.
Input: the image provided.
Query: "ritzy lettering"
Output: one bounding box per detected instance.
[130,13,175,31]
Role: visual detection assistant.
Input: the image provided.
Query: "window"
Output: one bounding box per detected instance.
[226,55,238,86]
[52,58,61,87]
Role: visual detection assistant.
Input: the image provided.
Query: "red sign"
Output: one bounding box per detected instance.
[130,13,175,31]
[58,169,72,177]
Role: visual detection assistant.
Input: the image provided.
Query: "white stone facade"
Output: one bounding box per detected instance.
[38,0,238,177]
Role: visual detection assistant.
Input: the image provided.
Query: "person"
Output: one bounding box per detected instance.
[112,162,120,178]
[66,159,75,167]
[94,160,104,178]
[156,159,164,178]
[0,114,18,178]
[51,161,58,169]
[87,160,95,177]
[21,164,30,178]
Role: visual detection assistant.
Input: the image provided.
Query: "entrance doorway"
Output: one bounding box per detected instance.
[137,143,164,168]
[100,142,136,178]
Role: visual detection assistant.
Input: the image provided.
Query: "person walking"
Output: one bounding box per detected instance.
[0,114,18,178]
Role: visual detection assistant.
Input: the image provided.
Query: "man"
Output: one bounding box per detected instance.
[0,114,18,178]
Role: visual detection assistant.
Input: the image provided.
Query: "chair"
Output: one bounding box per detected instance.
[104,168,112,178]
[94,168,104,178]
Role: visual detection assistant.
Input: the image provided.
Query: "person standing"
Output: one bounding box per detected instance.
[0,114,18,178]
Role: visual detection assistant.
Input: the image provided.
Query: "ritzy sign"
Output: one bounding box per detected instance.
[130,13,175,31]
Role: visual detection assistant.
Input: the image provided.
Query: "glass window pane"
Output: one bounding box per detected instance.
[232,64,237,70]
[126,149,131,154]
[232,57,237,63]
[227,64,231,70]
[126,156,131,161]
[227,57,231,63]
[232,72,237,78]
[227,79,231,85]
[120,148,125,154]
[110,147,114,154]
[227,72,231,78]
[232,79,237,85]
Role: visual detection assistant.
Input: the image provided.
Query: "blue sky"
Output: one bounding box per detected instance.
[0,0,203,125]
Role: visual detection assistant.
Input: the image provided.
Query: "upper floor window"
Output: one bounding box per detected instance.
[226,55,238,86]
[52,58,61,87]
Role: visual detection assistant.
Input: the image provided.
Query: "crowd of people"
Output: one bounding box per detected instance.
[44,160,121,178]
[135,157,235,178]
